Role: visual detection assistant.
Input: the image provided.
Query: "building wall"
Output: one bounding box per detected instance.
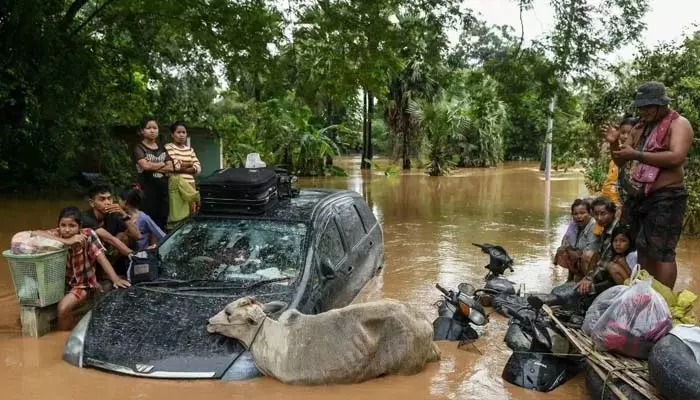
[189,135,221,179]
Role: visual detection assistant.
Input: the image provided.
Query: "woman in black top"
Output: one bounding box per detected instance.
[133,116,173,230]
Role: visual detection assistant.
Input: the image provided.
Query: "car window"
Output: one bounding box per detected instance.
[354,199,376,232]
[158,219,308,282]
[337,203,365,248]
[318,219,344,267]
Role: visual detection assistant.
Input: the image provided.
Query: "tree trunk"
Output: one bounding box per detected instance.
[402,110,411,170]
[367,91,374,163]
[539,145,546,171]
[544,95,557,180]
[361,90,373,170]
[361,89,369,169]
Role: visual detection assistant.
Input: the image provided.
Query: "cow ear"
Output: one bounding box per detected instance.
[262,301,286,316]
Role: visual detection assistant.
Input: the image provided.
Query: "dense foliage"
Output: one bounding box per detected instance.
[582,32,700,233]
[2,0,698,234]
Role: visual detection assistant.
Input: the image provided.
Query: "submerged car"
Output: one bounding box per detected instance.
[63,188,384,380]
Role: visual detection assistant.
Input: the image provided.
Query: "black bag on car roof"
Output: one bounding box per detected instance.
[199,167,279,214]
[198,167,298,214]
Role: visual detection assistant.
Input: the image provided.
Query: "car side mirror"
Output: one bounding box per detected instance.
[320,258,336,280]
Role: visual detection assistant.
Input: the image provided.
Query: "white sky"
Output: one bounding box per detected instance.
[461,0,699,63]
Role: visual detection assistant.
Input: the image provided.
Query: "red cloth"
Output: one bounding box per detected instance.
[632,110,679,194]
[48,228,104,290]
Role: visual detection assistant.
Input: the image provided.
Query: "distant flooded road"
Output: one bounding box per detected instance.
[1,158,698,399]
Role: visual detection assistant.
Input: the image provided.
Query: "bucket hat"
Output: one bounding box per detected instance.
[633,82,672,108]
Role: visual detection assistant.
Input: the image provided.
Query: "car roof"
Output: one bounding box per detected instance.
[195,188,359,223]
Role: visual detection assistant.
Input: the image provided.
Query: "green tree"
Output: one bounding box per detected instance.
[0,0,284,191]
[385,4,463,170]
[584,31,700,233]
[533,0,649,178]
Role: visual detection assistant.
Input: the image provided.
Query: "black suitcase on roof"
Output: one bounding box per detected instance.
[199,168,279,214]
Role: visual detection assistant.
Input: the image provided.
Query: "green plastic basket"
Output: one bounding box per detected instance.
[3,248,68,307]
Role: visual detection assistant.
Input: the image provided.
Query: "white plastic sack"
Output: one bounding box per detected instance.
[245,153,267,168]
[582,285,627,335]
[590,278,672,359]
[11,231,64,255]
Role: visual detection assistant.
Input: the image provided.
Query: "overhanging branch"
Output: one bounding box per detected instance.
[69,0,120,37]
[62,0,90,30]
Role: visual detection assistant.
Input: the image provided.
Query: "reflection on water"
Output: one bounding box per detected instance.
[1,158,698,400]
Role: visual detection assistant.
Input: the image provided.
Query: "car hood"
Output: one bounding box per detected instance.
[82,285,294,378]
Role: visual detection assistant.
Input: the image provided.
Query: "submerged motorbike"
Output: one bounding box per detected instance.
[501,296,585,392]
[467,243,519,307]
[433,283,488,343]
[492,279,616,328]
[472,243,514,280]
[503,296,569,354]
[502,351,586,393]
[462,242,587,392]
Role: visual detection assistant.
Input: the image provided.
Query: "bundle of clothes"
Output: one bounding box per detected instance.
[11,231,64,255]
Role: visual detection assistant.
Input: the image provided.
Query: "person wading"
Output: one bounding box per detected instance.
[604,82,695,289]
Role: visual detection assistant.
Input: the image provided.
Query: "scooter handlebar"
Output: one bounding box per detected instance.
[435,283,452,298]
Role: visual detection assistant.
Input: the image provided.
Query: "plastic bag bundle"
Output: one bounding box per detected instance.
[625,269,697,326]
[582,285,627,335]
[591,278,672,359]
[10,231,64,255]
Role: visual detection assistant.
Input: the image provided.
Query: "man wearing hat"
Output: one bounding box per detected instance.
[603,81,694,289]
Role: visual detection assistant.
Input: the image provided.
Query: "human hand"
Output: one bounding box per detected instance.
[111,277,131,289]
[602,124,621,144]
[576,278,593,295]
[103,204,126,216]
[65,234,88,246]
[612,144,640,161]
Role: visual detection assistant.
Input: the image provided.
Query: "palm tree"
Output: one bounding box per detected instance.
[408,97,469,176]
[388,61,443,170]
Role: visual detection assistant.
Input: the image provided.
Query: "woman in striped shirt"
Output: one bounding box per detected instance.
[165,121,202,185]
[165,121,201,230]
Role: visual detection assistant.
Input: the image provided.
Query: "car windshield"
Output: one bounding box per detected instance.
[158,218,308,282]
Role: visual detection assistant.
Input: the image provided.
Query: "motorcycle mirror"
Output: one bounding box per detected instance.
[458,283,476,296]
[527,296,544,311]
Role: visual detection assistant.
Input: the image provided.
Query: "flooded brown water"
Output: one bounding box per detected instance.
[1,158,698,400]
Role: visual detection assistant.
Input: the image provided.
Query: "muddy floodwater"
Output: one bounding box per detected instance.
[1,159,699,400]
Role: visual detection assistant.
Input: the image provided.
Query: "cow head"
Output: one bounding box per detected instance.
[207,297,266,339]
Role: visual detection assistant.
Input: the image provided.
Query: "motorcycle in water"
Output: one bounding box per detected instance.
[492,278,617,327]
[501,296,585,393]
[472,243,515,280]
[469,243,519,307]
[433,283,488,344]
[503,296,569,354]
